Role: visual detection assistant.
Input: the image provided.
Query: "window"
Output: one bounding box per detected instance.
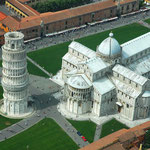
[91,13,95,18]
[65,20,67,25]
[11,44,15,49]
[127,104,129,108]
[79,16,82,25]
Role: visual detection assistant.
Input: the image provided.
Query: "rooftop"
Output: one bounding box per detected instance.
[93,77,115,95]
[142,91,150,97]
[113,64,148,86]
[67,74,92,89]
[0,11,7,21]
[69,41,96,59]
[128,53,150,75]
[111,77,141,98]
[97,32,121,57]
[63,52,82,66]
[7,0,40,17]
[79,121,150,150]
[85,57,110,73]
[1,0,137,30]
[121,32,150,59]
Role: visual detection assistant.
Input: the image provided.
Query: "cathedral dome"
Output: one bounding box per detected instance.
[67,74,92,89]
[97,32,121,57]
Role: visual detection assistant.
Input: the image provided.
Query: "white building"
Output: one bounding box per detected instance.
[0,32,33,118]
[60,32,150,121]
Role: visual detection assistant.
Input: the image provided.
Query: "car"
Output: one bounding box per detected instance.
[81,136,85,139]
[77,131,82,136]
[81,136,87,142]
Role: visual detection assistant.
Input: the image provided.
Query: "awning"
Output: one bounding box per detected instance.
[116,102,123,107]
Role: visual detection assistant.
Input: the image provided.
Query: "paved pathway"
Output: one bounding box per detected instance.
[47,106,89,148]
[0,115,44,142]
[138,20,150,29]
[27,56,52,77]
[93,125,102,141]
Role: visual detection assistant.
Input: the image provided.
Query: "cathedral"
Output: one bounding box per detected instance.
[60,32,150,121]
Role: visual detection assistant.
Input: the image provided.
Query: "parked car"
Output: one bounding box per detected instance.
[77,131,82,136]
[81,136,87,142]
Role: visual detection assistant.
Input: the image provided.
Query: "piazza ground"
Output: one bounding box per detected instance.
[0,118,79,150]
[27,23,150,75]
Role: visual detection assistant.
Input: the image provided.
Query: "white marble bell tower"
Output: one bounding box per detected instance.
[1,32,32,118]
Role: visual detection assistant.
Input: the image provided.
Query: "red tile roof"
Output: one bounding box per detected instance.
[3,0,138,31]
[0,16,20,31]
[79,121,150,150]
[0,12,7,21]
[7,0,39,16]
[18,0,30,3]
[0,29,5,36]
[103,142,125,150]
[79,129,128,150]
[118,131,136,143]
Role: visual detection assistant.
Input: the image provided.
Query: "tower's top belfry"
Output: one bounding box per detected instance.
[4,32,25,51]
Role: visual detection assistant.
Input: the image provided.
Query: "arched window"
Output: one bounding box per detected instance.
[11,44,15,49]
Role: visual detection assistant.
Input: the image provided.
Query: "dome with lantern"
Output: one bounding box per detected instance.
[97,32,121,58]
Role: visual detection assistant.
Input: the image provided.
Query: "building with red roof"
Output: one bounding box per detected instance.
[0,0,140,41]
[79,121,150,150]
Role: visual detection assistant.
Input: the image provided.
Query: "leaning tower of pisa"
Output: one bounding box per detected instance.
[1,32,32,118]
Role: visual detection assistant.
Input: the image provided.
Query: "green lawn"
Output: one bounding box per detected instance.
[144,18,150,24]
[67,119,96,143]
[0,115,20,131]
[143,129,150,149]
[28,23,150,75]
[0,60,48,78]
[0,86,3,99]
[0,118,79,150]
[27,60,49,78]
[100,118,129,138]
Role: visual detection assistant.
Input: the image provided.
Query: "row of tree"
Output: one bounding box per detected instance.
[32,0,92,13]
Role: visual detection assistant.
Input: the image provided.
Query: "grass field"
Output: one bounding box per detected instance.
[100,118,129,138]
[27,23,150,75]
[0,118,79,150]
[144,18,150,24]
[143,129,150,149]
[67,119,96,143]
[0,115,20,131]
[0,86,3,99]
[27,60,49,78]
